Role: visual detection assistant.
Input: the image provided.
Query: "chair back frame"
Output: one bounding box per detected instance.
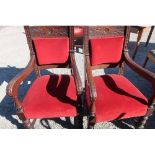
[24,26,82,92]
[24,26,74,74]
[83,26,131,72]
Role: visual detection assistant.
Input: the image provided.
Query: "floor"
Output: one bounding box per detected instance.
[0,26,155,129]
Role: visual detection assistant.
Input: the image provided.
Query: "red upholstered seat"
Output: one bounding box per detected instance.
[23,74,77,119]
[74,27,83,37]
[90,36,124,65]
[86,74,148,123]
[33,37,69,65]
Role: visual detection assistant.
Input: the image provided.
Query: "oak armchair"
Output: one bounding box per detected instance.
[6,26,83,129]
[84,26,155,129]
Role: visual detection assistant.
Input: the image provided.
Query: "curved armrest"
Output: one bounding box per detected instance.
[124,51,155,89]
[70,50,83,95]
[85,56,97,103]
[6,55,35,97]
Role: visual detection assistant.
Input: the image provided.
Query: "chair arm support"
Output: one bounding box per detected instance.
[6,55,35,97]
[70,51,83,95]
[85,56,97,103]
[124,51,155,89]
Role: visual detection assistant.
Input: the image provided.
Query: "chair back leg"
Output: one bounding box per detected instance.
[145,26,154,47]
[136,104,155,129]
[132,29,144,59]
[143,56,149,67]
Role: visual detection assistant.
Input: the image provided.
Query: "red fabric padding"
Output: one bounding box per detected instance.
[33,37,69,65]
[23,74,77,119]
[86,74,148,123]
[74,27,83,37]
[90,36,124,65]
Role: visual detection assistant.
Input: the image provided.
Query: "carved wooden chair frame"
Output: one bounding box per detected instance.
[6,26,83,129]
[84,26,155,129]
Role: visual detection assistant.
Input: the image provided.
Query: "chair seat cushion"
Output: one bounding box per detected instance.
[74,27,83,37]
[33,37,69,65]
[22,74,77,119]
[86,74,148,123]
[90,36,124,65]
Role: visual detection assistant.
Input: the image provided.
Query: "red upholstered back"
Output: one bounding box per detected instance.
[33,37,69,65]
[90,36,124,65]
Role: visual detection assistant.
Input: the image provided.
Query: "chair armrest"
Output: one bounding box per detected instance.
[6,55,35,97]
[124,51,155,88]
[70,50,83,95]
[85,56,97,103]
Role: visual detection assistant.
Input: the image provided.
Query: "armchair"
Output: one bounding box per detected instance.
[7,26,83,129]
[84,26,155,129]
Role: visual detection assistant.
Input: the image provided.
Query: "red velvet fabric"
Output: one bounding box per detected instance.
[33,37,69,65]
[86,74,148,123]
[90,36,124,65]
[74,27,83,37]
[23,74,77,119]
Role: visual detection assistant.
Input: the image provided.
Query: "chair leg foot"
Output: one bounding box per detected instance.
[31,119,36,129]
[74,115,83,129]
[23,119,36,129]
[88,115,96,129]
[23,119,32,129]
[135,116,149,129]
[88,124,94,129]
[75,115,83,129]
